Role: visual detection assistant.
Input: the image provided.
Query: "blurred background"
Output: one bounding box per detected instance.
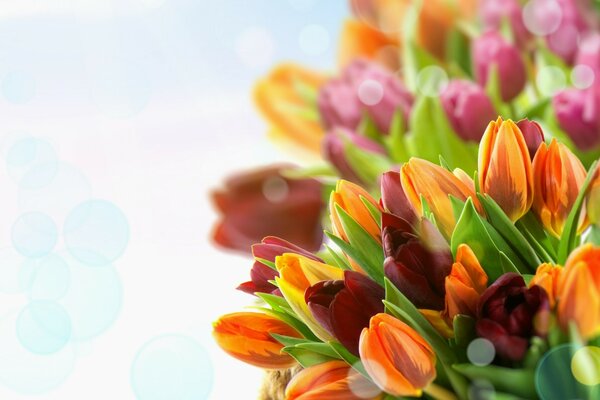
[0,0,346,398]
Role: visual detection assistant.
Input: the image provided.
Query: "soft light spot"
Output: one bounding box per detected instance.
[358,79,384,106]
[467,338,495,366]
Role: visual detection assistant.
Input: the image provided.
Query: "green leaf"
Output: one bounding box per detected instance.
[385,109,409,162]
[282,346,338,368]
[255,257,276,271]
[280,164,338,180]
[446,27,472,77]
[360,195,382,229]
[357,114,383,142]
[256,293,292,314]
[270,334,311,347]
[328,341,369,378]
[452,364,536,399]
[586,225,600,246]
[343,136,393,184]
[295,342,341,360]
[557,161,599,263]
[499,252,520,274]
[323,244,353,271]
[453,315,476,349]
[256,307,319,342]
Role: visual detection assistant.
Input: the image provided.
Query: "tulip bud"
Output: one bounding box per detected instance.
[401,158,480,238]
[324,128,386,184]
[440,80,498,142]
[359,313,436,397]
[380,171,418,224]
[532,139,589,237]
[473,31,526,101]
[318,59,413,134]
[254,64,326,153]
[330,180,381,242]
[553,88,600,150]
[480,0,531,49]
[558,244,600,339]
[478,118,534,221]
[516,119,545,159]
[213,312,301,369]
[529,263,562,308]
[588,172,600,225]
[285,360,382,400]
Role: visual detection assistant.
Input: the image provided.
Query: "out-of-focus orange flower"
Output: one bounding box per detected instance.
[401,158,480,239]
[338,20,399,70]
[529,263,562,308]
[213,312,301,369]
[254,64,326,155]
[558,244,600,339]
[588,171,600,225]
[285,360,382,400]
[443,244,488,322]
[330,180,382,242]
[478,118,534,222]
[532,139,588,237]
[359,313,436,397]
[276,253,344,341]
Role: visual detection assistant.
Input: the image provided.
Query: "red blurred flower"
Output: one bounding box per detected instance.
[211,164,324,254]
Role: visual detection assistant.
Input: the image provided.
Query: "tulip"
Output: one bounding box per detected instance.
[285,360,382,400]
[211,164,324,254]
[478,118,534,222]
[238,236,323,296]
[440,80,498,142]
[529,263,562,308]
[516,119,545,159]
[380,171,418,225]
[318,59,413,134]
[324,128,387,184]
[588,171,600,225]
[575,33,600,76]
[338,19,400,71]
[532,139,589,237]
[553,88,600,150]
[305,271,384,356]
[330,180,381,242]
[476,273,550,361]
[443,244,488,322]
[275,253,344,341]
[213,312,301,369]
[473,31,526,101]
[557,244,600,339]
[254,64,326,154]
[401,158,480,238]
[359,313,436,397]
[480,0,531,49]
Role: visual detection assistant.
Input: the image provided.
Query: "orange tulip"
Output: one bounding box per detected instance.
[532,139,588,237]
[557,244,600,339]
[529,263,562,308]
[254,64,326,155]
[588,170,600,225]
[359,313,436,397]
[213,312,301,369]
[443,244,488,322]
[338,20,400,70]
[478,118,534,222]
[401,158,480,239]
[330,180,382,242]
[285,360,382,400]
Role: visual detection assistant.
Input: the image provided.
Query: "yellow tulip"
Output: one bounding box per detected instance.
[330,180,381,242]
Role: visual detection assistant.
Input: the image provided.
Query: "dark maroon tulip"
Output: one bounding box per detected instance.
[324,127,387,184]
[516,119,545,159]
[476,273,550,362]
[306,270,384,356]
[237,236,323,296]
[480,0,531,49]
[440,80,498,142]
[211,164,324,254]
[473,31,526,102]
[553,88,600,150]
[318,59,413,134]
[380,171,418,225]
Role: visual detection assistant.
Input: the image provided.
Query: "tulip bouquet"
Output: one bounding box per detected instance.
[213,117,600,400]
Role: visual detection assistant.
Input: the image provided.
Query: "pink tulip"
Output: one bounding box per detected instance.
[553,88,600,150]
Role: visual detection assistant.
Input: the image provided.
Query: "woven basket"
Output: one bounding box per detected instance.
[259,365,302,400]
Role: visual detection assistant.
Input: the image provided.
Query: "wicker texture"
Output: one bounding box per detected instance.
[258,365,302,400]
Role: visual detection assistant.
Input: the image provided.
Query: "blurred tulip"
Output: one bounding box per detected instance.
[254,64,326,154]
[338,19,400,70]
[473,31,526,101]
[306,271,384,356]
[480,0,531,49]
[275,253,344,341]
[476,273,550,361]
[529,263,563,308]
[213,312,301,369]
[324,128,387,184]
[318,59,413,134]
[330,180,381,242]
[238,236,323,296]
[285,360,382,400]
[588,171,600,225]
[575,33,600,75]
[380,170,418,224]
[401,158,480,238]
[478,118,534,222]
[440,80,498,142]
[532,139,588,237]
[558,244,600,339]
[359,313,436,397]
[553,88,600,150]
[443,244,488,322]
[211,164,324,254]
[516,119,545,159]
